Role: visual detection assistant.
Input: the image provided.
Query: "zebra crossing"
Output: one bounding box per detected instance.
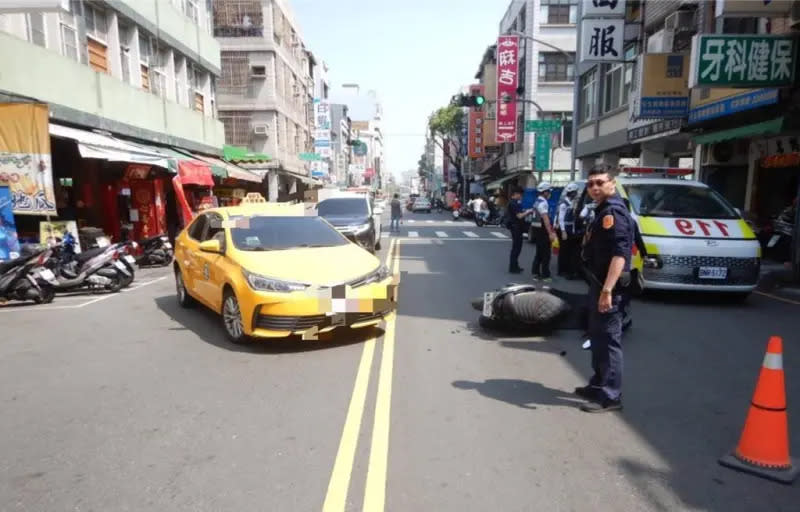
[381,229,508,240]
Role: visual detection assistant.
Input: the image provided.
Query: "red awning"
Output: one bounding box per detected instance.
[178,160,214,186]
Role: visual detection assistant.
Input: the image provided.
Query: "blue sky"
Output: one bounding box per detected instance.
[291,0,511,177]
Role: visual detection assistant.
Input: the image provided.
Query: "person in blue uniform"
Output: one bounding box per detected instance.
[575,166,634,413]
[507,187,533,274]
[530,182,556,280]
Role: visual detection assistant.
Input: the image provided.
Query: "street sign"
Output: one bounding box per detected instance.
[534,134,551,171]
[525,120,562,133]
[689,34,797,88]
[299,152,322,161]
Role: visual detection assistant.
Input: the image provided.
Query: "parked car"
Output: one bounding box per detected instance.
[316,195,382,253]
[412,197,432,213]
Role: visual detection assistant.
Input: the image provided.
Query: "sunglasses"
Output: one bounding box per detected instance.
[587,178,611,188]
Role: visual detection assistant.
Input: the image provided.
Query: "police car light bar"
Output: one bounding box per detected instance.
[620,166,693,177]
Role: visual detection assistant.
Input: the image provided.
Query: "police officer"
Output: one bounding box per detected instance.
[507,186,533,274]
[531,182,556,281]
[575,166,634,413]
[556,182,580,279]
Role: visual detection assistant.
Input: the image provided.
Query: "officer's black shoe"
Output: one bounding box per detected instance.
[580,398,623,413]
[574,385,598,400]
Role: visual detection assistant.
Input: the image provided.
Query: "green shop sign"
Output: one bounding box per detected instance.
[525,119,562,133]
[689,34,797,88]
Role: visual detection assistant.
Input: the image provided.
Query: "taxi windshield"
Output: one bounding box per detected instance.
[623,184,739,219]
[228,216,348,251]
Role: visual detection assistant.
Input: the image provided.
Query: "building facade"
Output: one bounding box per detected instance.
[494,0,577,187]
[329,103,352,187]
[331,84,384,189]
[214,0,316,201]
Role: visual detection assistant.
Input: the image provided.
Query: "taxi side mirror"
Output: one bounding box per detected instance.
[199,239,223,254]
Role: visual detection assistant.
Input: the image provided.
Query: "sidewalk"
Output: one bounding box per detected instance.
[757,261,800,303]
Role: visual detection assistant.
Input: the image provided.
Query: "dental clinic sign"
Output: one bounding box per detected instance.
[689,34,798,88]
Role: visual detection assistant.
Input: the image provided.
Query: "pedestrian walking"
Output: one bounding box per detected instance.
[530,182,556,281]
[575,166,634,413]
[390,193,402,232]
[556,182,580,279]
[506,187,532,274]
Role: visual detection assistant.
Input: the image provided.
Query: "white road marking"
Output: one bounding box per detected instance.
[445,220,453,224]
[408,231,419,238]
[435,231,449,238]
[407,220,416,223]
[463,231,479,238]
[381,232,389,238]
[426,220,434,224]
[490,231,508,239]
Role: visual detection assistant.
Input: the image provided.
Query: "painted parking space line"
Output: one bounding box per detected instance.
[463,231,479,238]
[408,231,419,238]
[435,231,449,238]
[490,231,508,238]
[426,220,434,223]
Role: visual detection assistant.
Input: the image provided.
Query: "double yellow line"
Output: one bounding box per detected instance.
[323,239,401,512]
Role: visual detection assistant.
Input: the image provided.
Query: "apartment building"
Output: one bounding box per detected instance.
[213,0,316,201]
[331,84,384,188]
[492,0,577,188]
[330,103,352,187]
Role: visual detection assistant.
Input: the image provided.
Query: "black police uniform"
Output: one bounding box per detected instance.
[581,195,634,402]
[507,198,524,272]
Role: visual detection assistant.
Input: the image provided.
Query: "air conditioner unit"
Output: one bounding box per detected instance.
[665,10,695,32]
[791,0,800,27]
[250,65,266,78]
[700,141,748,167]
[252,124,269,136]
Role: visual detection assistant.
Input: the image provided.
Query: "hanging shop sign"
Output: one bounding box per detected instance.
[40,220,80,252]
[580,18,625,63]
[0,185,21,261]
[715,0,793,16]
[0,103,55,215]
[582,0,627,17]
[534,133,551,171]
[635,53,689,119]
[755,135,800,168]
[689,34,798,88]
[496,35,520,143]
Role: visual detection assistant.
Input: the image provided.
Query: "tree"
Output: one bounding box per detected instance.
[427,105,464,172]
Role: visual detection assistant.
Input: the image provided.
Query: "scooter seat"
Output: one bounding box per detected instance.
[75,247,106,263]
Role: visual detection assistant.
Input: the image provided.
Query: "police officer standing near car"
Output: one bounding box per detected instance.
[531,182,557,281]
[575,166,634,413]
[556,182,580,279]
[507,187,533,274]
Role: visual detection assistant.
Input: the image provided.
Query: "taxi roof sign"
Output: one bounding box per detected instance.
[241,193,266,204]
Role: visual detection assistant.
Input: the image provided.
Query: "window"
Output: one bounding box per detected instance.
[276,115,281,147]
[27,13,46,47]
[580,69,597,123]
[213,0,264,37]
[603,46,635,113]
[219,111,252,146]
[119,24,132,83]
[188,63,205,111]
[219,51,249,94]
[59,3,80,62]
[85,4,109,73]
[139,34,154,91]
[539,113,572,148]
[540,0,577,25]
[174,54,186,105]
[623,184,738,219]
[184,0,199,24]
[538,53,575,82]
[272,5,283,44]
[188,214,208,240]
[151,48,169,98]
[230,216,348,251]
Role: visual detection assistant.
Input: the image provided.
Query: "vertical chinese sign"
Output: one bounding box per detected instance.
[0,103,56,215]
[468,84,485,159]
[496,35,519,144]
[313,99,331,177]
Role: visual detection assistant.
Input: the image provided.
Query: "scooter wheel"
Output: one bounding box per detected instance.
[478,315,502,330]
[106,273,123,293]
[34,286,55,304]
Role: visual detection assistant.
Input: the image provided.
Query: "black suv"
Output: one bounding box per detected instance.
[316,196,382,253]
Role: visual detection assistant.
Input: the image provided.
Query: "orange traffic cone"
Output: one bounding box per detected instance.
[719,336,798,484]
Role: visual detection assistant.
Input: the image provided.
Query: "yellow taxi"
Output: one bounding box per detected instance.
[173,197,396,343]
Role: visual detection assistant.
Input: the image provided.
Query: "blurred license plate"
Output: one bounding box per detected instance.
[698,267,727,279]
[163,242,172,249]
[38,269,56,282]
[483,292,496,317]
[114,261,127,270]
[124,255,136,264]
[767,234,780,248]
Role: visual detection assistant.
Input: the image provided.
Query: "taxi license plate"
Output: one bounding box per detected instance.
[124,255,136,264]
[483,292,496,318]
[698,267,727,280]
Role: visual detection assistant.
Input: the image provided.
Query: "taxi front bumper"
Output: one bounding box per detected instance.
[237,278,397,338]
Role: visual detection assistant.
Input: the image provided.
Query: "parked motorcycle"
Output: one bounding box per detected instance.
[45,233,128,293]
[452,208,460,220]
[135,234,174,267]
[765,203,795,262]
[0,247,56,304]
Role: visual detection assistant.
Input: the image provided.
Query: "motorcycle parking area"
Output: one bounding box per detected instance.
[0,266,172,312]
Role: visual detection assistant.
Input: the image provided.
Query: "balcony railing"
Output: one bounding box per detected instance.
[214,25,264,38]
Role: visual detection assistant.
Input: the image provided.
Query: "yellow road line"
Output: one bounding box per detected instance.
[363,240,401,512]
[322,337,376,512]
[754,290,800,306]
[322,239,397,512]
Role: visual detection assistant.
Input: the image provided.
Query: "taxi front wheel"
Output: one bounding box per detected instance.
[222,289,249,344]
[175,270,195,308]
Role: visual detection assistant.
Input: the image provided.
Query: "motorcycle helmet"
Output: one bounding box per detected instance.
[537,182,552,193]
[565,182,579,194]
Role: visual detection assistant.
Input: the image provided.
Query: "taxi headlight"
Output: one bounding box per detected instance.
[363,264,391,285]
[242,269,308,293]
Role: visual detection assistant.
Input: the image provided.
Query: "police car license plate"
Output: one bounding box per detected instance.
[483,292,496,317]
[698,267,728,280]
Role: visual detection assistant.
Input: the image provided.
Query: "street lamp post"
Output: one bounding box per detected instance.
[503,30,578,181]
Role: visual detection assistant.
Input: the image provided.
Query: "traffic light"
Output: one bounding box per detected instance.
[451,93,486,108]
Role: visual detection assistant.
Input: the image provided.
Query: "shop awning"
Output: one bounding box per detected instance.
[49,124,173,168]
[693,117,784,145]
[485,172,529,190]
[190,153,263,183]
[222,145,272,163]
